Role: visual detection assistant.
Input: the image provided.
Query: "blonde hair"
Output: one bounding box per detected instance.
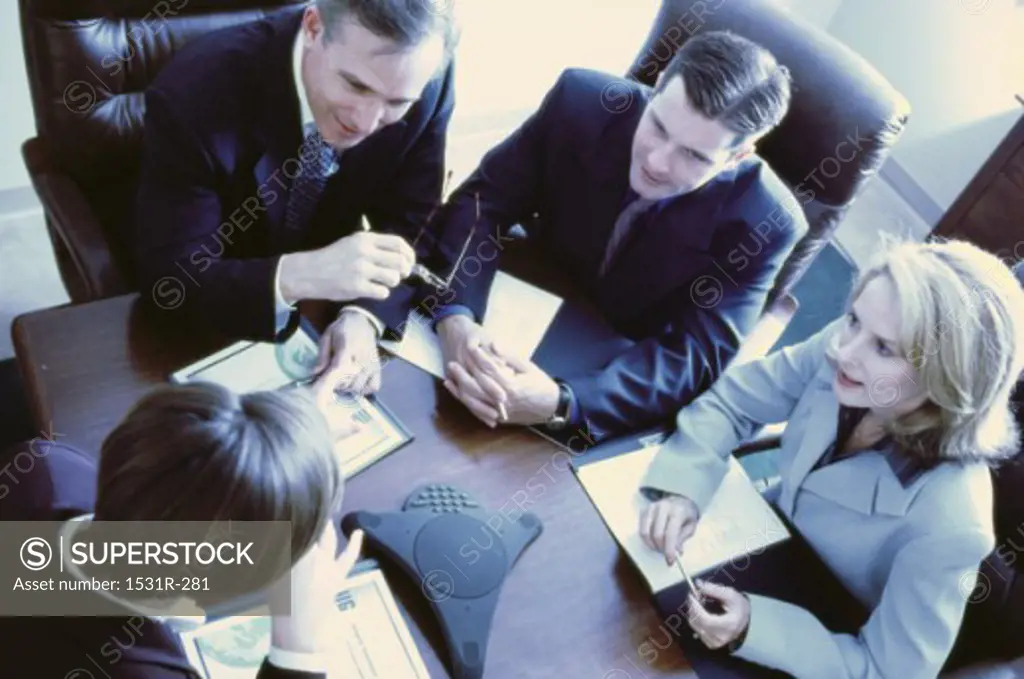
[833,238,1024,465]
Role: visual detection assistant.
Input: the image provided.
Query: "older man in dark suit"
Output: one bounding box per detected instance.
[432,31,807,442]
[135,0,456,394]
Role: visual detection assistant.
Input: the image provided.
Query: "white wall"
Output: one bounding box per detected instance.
[823,0,1024,212]
[450,0,660,123]
[0,2,35,193]
[445,0,662,184]
[774,0,845,29]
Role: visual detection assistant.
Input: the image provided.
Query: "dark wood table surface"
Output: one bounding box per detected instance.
[12,293,699,679]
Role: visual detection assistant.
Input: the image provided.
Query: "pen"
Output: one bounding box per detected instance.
[497,403,508,422]
[361,216,449,290]
[675,554,700,597]
[676,556,724,615]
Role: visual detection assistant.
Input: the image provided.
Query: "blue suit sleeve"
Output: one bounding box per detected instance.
[433,304,477,329]
[426,74,571,322]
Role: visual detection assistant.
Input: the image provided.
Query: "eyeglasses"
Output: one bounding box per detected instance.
[409,170,481,292]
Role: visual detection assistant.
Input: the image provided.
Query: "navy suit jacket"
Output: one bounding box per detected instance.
[0,441,321,679]
[134,7,454,341]
[429,69,806,440]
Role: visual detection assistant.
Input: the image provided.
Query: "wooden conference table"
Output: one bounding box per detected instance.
[12,292,703,679]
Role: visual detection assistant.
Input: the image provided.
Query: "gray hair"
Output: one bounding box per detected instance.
[657,30,792,146]
[316,0,460,64]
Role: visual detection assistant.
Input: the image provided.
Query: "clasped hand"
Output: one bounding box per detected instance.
[437,316,560,427]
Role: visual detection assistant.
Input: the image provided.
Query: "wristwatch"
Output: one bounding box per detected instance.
[545,380,573,431]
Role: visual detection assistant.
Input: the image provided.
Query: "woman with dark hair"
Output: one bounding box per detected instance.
[2,379,362,678]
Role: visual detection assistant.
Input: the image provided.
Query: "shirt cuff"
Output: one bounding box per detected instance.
[433,304,476,329]
[565,383,583,428]
[339,306,385,338]
[274,259,296,332]
[267,646,328,673]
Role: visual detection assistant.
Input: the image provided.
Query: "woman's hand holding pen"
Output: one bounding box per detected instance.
[639,494,701,565]
[687,581,751,651]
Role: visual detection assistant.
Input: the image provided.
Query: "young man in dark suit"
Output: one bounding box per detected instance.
[432,31,807,443]
[135,0,457,395]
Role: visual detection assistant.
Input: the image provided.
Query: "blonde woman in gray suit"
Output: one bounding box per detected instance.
[638,240,1024,678]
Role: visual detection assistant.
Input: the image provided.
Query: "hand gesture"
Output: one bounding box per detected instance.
[639,494,701,565]
[280,232,415,303]
[448,347,560,427]
[314,312,382,395]
[436,316,510,425]
[269,527,365,656]
[687,581,751,650]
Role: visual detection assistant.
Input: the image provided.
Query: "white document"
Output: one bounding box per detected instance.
[380,271,564,378]
[170,331,410,478]
[576,447,790,593]
[180,569,430,678]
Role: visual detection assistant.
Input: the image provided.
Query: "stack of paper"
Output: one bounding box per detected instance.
[575,448,790,593]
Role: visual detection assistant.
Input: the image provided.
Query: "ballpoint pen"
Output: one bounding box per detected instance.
[675,553,724,614]
[361,215,449,291]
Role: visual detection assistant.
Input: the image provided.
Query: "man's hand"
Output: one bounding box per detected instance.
[436,315,509,424]
[314,312,382,395]
[445,347,560,427]
[308,373,363,443]
[279,232,415,304]
[687,581,751,651]
[437,315,504,373]
[639,494,701,565]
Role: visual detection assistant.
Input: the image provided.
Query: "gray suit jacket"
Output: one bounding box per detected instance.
[641,319,996,678]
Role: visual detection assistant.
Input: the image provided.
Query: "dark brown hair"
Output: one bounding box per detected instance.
[657,30,792,146]
[96,383,341,566]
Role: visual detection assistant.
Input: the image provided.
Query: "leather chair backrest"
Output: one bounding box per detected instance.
[18,0,307,285]
[626,0,911,306]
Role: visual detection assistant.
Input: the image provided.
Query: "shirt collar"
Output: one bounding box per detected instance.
[839,406,926,488]
[882,447,927,488]
[293,25,315,130]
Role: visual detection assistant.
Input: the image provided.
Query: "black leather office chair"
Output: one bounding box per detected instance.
[18,0,307,304]
[628,0,911,309]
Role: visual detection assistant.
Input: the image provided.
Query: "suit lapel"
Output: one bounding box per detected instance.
[799,451,919,517]
[779,384,840,515]
[592,150,740,316]
[568,112,637,275]
[252,9,304,249]
[782,372,921,517]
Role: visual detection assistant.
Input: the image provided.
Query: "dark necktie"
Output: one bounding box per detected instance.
[599,193,656,277]
[284,124,339,233]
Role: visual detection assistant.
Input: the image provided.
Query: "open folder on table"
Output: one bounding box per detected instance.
[180,564,430,679]
[170,323,413,478]
[379,271,564,378]
[574,441,791,593]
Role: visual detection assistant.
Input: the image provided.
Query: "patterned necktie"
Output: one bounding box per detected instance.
[599,193,656,277]
[284,124,339,233]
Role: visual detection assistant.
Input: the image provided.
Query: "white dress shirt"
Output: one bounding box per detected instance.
[274,29,384,338]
